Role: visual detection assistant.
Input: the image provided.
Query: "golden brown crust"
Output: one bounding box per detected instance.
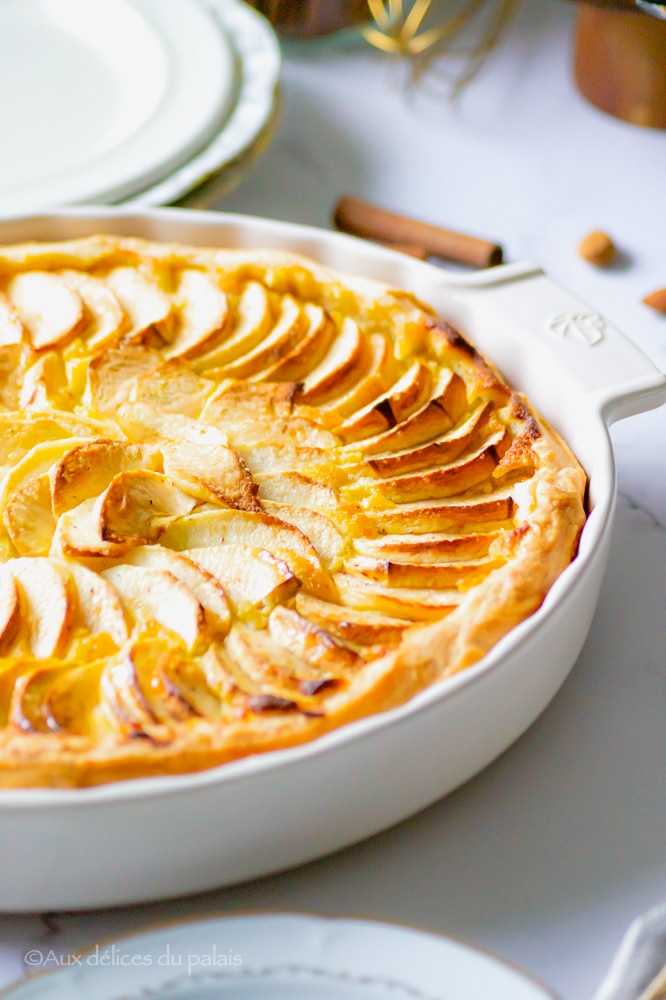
[0,235,586,787]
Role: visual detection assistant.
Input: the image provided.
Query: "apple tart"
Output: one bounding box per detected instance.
[0,235,586,787]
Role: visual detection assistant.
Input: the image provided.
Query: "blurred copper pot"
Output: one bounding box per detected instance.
[574,4,666,128]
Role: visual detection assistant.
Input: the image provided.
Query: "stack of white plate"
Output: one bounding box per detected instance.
[0,0,280,214]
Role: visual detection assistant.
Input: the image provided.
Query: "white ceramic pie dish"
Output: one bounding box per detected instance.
[0,207,663,913]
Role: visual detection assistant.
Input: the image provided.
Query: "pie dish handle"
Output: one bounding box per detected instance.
[440,262,666,426]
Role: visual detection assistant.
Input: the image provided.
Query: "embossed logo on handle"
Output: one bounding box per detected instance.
[548,312,606,346]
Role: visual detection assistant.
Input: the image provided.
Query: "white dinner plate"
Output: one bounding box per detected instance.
[0,915,555,1000]
[125,0,281,208]
[0,0,237,213]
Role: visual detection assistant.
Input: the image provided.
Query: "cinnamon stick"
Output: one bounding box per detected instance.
[333,196,504,269]
[378,241,429,260]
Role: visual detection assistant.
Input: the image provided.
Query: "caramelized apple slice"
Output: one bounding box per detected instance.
[54,498,135,559]
[254,472,338,510]
[338,361,432,443]
[360,370,468,456]
[100,647,167,738]
[5,272,83,350]
[161,508,333,599]
[124,545,231,635]
[64,560,128,645]
[201,379,294,427]
[50,439,161,517]
[354,530,500,562]
[369,491,516,535]
[297,317,365,404]
[104,266,172,343]
[8,666,68,733]
[160,269,228,359]
[319,332,396,419]
[102,565,204,650]
[129,359,215,417]
[345,554,501,589]
[204,382,340,450]
[4,474,55,556]
[182,544,299,620]
[160,440,259,512]
[259,304,334,382]
[295,592,410,647]
[45,659,106,735]
[10,557,72,656]
[0,437,87,513]
[192,280,273,372]
[86,346,161,413]
[335,572,461,622]
[238,443,339,476]
[375,438,503,503]
[130,640,201,724]
[0,291,26,346]
[212,295,307,379]
[0,572,20,652]
[268,605,362,673]
[97,470,197,544]
[261,500,346,569]
[368,401,492,477]
[59,269,126,350]
[224,625,332,701]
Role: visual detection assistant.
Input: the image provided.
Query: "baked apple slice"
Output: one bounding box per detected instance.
[338,361,433,443]
[294,592,411,647]
[368,401,492,477]
[104,266,172,344]
[0,572,20,653]
[319,332,397,419]
[5,271,84,350]
[192,280,274,371]
[161,508,334,600]
[0,291,26,347]
[4,474,55,556]
[211,295,307,380]
[334,572,461,622]
[59,269,127,351]
[50,439,161,517]
[160,440,259,512]
[182,544,299,620]
[124,545,231,635]
[374,436,505,503]
[160,268,229,359]
[359,369,468,455]
[9,557,72,657]
[63,560,128,646]
[369,489,516,535]
[354,530,501,562]
[345,554,502,589]
[297,317,366,404]
[268,605,362,673]
[102,564,204,650]
[259,303,334,382]
[96,470,197,545]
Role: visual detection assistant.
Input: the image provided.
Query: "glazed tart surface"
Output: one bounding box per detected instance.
[0,236,586,787]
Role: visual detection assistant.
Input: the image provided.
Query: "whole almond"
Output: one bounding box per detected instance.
[578,230,616,267]
[642,288,666,314]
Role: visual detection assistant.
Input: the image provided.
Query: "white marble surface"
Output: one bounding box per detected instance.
[1,2,665,999]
